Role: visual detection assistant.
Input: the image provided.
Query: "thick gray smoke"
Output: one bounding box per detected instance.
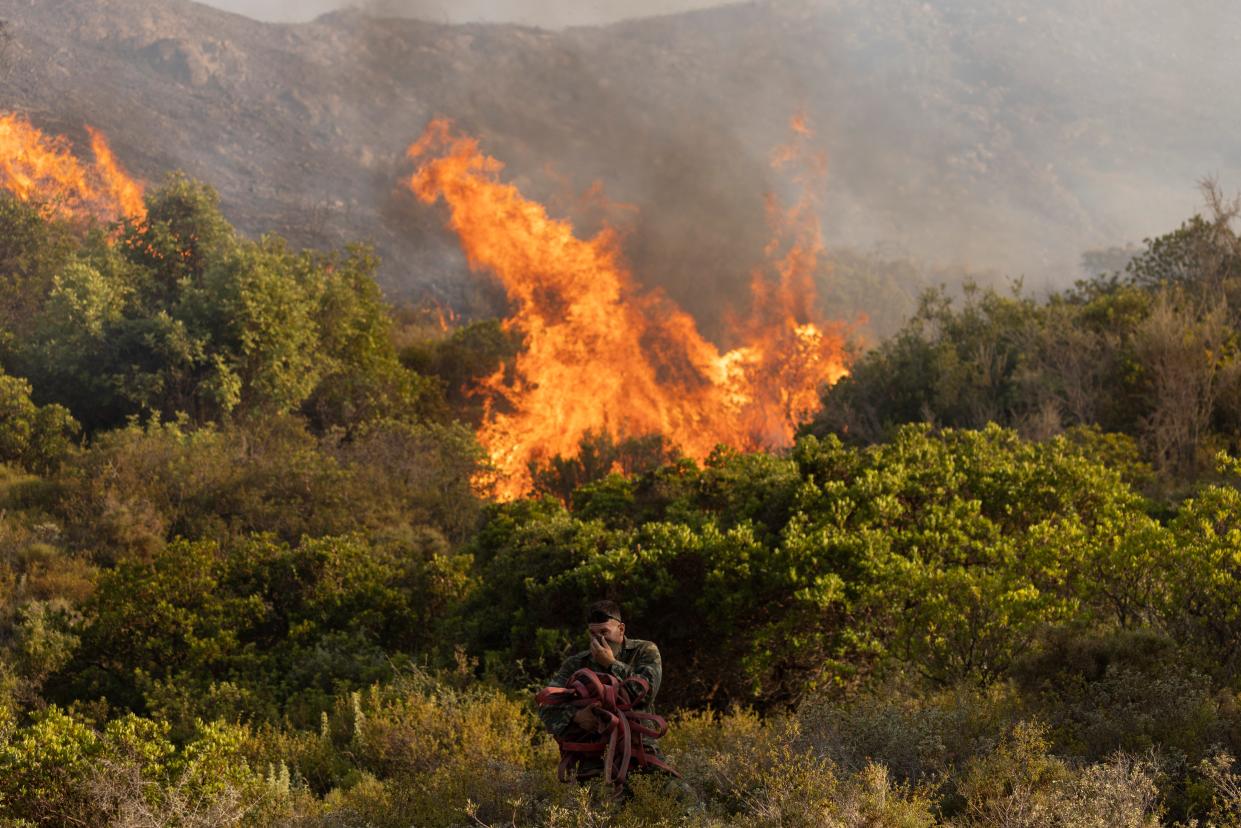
[199,0,731,27]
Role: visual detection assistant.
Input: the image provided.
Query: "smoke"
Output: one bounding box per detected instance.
[202,0,1240,334]
[87,0,1241,341]
[198,0,735,27]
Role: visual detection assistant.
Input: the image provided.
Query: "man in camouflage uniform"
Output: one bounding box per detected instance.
[537,599,665,782]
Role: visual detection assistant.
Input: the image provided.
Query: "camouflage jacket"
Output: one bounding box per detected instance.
[537,637,663,740]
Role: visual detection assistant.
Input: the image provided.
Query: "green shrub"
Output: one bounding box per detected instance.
[956,723,1160,827]
[0,371,77,474]
[0,710,285,827]
[54,534,471,729]
[466,424,1161,707]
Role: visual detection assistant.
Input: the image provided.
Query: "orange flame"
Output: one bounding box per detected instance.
[0,113,145,223]
[408,119,848,498]
[433,301,459,333]
[86,125,147,222]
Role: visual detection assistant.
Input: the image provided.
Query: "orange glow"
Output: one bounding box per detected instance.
[86,125,147,222]
[0,113,145,223]
[408,119,849,498]
[790,113,811,136]
[432,301,459,333]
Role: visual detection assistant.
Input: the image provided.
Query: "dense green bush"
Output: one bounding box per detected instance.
[460,424,1186,709]
[6,176,428,435]
[812,192,1241,483]
[52,533,470,730]
[51,414,483,560]
[0,708,284,827]
[0,370,77,474]
[0,195,78,350]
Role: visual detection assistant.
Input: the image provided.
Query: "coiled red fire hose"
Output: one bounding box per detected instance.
[536,667,680,786]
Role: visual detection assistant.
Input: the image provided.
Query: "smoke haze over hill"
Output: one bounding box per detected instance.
[0,0,1237,336]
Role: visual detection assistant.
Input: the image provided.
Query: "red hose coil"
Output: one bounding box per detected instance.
[536,667,680,786]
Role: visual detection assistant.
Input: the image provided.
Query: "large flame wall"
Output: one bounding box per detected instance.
[0,113,145,223]
[408,119,848,498]
[0,111,844,501]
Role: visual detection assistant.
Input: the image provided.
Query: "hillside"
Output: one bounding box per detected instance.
[0,0,1235,328]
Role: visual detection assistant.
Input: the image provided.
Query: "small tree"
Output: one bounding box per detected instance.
[0,370,78,474]
[1131,290,1235,476]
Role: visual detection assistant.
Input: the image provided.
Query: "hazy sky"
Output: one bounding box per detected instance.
[198,0,733,27]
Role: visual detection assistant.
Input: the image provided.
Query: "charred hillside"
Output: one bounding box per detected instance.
[0,0,1235,324]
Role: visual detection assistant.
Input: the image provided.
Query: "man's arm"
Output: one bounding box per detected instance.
[607,641,662,704]
[537,656,581,738]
